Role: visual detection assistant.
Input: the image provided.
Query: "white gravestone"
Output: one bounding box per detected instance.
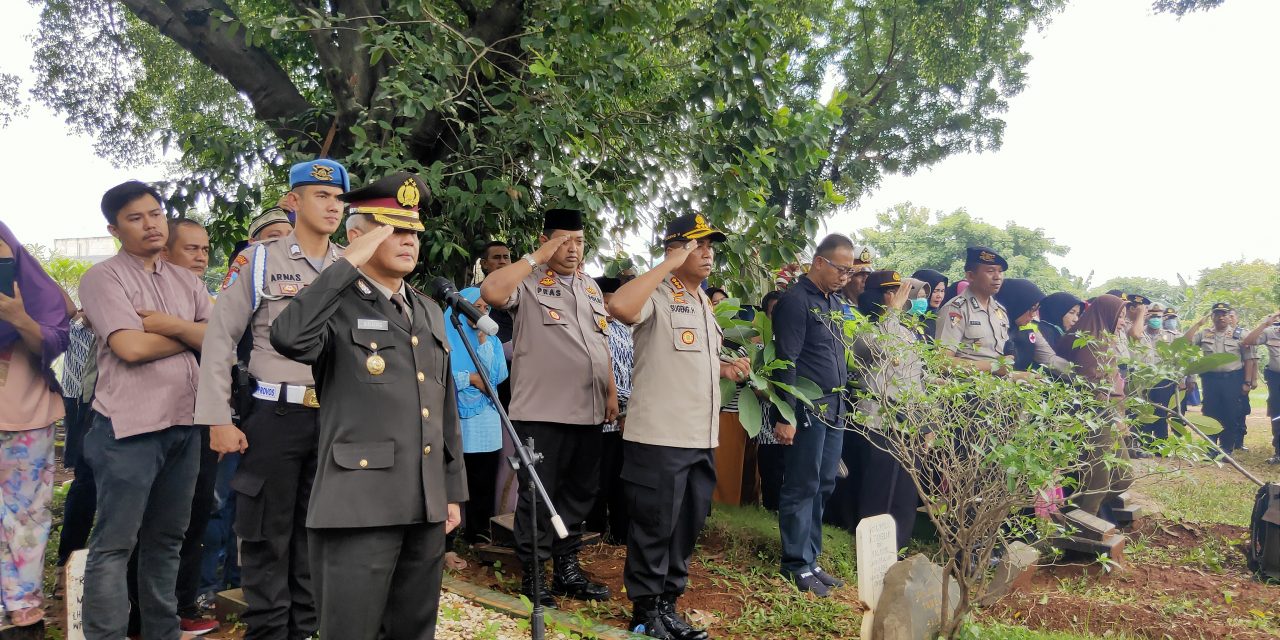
[65,548,87,640]
[856,514,898,638]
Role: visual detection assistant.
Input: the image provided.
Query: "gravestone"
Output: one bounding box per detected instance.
[856,515,899,638]
[1060,508,1116,541]
[870,554,960,640]
[979,541,1041,606]
[64,549,87,640]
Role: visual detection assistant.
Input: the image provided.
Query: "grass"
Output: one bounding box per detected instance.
[963,622,1139,639]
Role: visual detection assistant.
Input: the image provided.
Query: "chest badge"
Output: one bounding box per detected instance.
[598,317,608,331]
[548,309,562,321]
[680,330,696,345]
[366,353,386,376]
[671,290,687,304]
[586,286,598,295]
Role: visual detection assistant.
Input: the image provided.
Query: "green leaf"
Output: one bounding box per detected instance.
[1185,353,1241,375]
[719,378,737,406]
[1185,413,1224,436]
[767,392,796,426]
[737,388,762,438]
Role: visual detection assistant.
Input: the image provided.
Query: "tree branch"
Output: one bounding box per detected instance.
[121,0,316,148]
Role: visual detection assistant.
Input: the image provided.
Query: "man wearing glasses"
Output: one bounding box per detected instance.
[770,234,856,596]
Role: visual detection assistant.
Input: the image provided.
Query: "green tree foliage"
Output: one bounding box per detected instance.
[0,73,26,128]
[23,244,92,301]
[857,202,1088,295]
[1088,276,1183,305]
[26,0,1067,287]
[1152,0,1225,16]
[1185,259,1280,324]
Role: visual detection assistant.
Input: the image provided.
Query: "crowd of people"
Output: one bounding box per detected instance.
[0,156,1277,640]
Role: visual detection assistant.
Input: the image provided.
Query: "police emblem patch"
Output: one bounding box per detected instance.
[310,164,334,182]
[548,310,561,321]
[680,330,696,345]
[949,312,962,328]
[539,277,557,287]
[235,254,249,266]
[221,270,239,290]
[979,250,996,262]
[396,178,420,208]
[281,283,299,296]
[366,354,386,376]
[1028,331,1036,343]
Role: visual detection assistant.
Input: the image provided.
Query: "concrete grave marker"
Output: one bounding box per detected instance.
[65,548,87,640]
[856,514,899,637]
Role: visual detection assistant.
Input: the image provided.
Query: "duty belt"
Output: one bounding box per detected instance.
[253,381,320,408]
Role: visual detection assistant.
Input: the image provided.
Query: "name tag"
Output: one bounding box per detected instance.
[969,321,982,326]
[358,319,389,331]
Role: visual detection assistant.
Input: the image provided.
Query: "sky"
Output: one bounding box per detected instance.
[1,0,1277,285]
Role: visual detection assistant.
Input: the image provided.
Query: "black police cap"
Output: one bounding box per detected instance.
[864,270,902,290]
[964,246,1008,270]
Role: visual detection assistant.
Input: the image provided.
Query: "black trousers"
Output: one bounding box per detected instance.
[587,430,629,544]
[756,442,785,511]
[233,399,320,640]
[512,421,603,563]
[622,443,715,600]
[823,428,863,532]
[310,522,445,640]
[854,431,917,552]
[1202,370,1246,452]
[1140,380,1178,441]
[176,428,219,616]
[1266,369,1280,456]
[462,450,502,544]
[58,446,97,566]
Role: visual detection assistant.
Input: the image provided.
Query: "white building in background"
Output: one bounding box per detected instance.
[54,236,116,264]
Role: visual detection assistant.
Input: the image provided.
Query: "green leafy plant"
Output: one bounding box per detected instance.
[714,299,823,436]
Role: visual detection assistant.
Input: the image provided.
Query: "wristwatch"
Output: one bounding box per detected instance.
[521,254,538,269]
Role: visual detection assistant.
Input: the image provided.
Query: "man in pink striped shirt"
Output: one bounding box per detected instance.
[78,180,211,640]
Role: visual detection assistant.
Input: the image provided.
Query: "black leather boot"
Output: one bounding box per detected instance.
[658,593,709,640]
[630,595,675,639]
[521,560,557,609]
[551,552,610,600]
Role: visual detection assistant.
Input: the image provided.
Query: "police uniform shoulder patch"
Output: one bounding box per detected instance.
[221,270,239,291]
[670,276,685,291]
[281,283,300,296]
[234,254,249,267]
[356,279,373,295]
[539,276,557,287]
[289,244,303,257]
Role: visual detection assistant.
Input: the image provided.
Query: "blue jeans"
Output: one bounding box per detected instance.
[82,414,198,640]
[777,409,844,576]
[201,452,242,595]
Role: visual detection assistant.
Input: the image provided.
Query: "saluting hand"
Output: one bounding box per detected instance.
[343,224,395,268]
[662,240,698,270]
[531,234,572,265]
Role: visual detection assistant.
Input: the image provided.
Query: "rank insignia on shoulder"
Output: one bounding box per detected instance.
[680,329,696,345]
[234,254,249,266]
[598,317,608,331]
[281,283,299,296]
[356,279,373,295]
[539,277,557,287]
[289,244,302,257]
[670,276,685,290]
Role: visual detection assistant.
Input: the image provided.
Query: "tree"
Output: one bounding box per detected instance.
[26,0,1068,289]
[1152,0,1225,16]
[1088,276,1183,306]
[857,202,1088,295]
[0,73,26,128]
[24,244,93,301]
[1187,259,1280,324]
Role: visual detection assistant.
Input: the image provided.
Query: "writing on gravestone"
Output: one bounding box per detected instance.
[66,548,87,640]
[856,514,898,608]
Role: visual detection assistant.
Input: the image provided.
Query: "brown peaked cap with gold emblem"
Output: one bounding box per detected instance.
[340,171,429,232]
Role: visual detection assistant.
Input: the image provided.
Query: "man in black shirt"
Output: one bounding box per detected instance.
[770,234,855,597]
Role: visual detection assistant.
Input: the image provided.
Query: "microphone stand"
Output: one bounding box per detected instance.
[447,311,567,640]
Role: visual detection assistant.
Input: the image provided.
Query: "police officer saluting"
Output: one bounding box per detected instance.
[1244,309,1280,464]
[480,208,618,607]
[270,172,464,640]
[194,159,349,639]
[1185,302,1256,454]
[607,214,750,640]
[936,247,1019,377]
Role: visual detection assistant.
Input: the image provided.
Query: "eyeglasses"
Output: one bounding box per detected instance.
[815,255,858,277]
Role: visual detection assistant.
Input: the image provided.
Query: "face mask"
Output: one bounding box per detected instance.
[1164,319,1179,331]
[909,298,929,315]
[1147,317,1162,329]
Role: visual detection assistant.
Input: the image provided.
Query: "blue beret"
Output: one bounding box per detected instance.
[289,159,350,192]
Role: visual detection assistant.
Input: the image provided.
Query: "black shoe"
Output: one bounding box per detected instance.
[812,566,844,588]
[630,596,675,639]
[658,593,709,640]
[789,570,830,597]
[521,560,557,609]
[551,553,611,600]
[1267,455,1280,465]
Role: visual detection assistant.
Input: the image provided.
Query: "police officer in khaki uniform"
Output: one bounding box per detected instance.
[607,214,750,640]
[935,246,1016,375]
[270,171,464,640]
[1133,302,1180,444]
[1185,302,1257,454]
[1244,310,1280,463]
[480,208,618,607]
[194,159,349,640]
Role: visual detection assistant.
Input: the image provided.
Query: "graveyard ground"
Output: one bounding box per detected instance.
[38,394,1280,639]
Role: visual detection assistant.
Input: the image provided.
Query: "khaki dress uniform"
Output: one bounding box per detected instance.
[1136,327,1179,440]
[501,265,612,566]
[1192,322,1256,452]
[194,229,343,638]
[621,274,723,603]
[1254,324,1280,457]
[934,289,1011,363]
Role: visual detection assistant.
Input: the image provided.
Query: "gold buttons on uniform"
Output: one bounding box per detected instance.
[422,407,430,419]
[411,336,419,346]
[370,342,378,349]
[423,445,432,456]
[417,372,425,382]
[359,459,369,468]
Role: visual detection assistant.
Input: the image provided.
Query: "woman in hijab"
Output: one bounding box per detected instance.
[847,270,925,551]
[0,221,72,628]
[911,269,949,338]
[444,287,509,552]
[996,279,1071,374]
[1039,292,1083,354]
[1055,294,1131,518]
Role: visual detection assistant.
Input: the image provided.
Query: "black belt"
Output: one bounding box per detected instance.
[1201,370,1243,378]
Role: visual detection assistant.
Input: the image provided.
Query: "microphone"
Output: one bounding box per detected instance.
[430,277,500,336]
